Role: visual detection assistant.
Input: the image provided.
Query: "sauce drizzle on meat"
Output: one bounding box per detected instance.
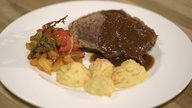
[98,10,157,64]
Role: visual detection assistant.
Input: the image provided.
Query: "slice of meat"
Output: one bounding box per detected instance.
[69,10,157,65]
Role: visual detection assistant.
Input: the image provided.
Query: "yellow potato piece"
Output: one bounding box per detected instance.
[111,59,148,88]
[84,76,115,97]
[89,58,114,77]
[38,57,52,74]
[52,57,64,72]
[56,62,91,88]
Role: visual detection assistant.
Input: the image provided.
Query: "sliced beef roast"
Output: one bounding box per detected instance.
[69,10,157,65]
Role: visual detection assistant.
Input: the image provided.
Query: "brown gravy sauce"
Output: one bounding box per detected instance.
[97,10,157,65]
[90,53,154,71]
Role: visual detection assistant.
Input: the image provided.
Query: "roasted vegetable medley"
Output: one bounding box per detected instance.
[26,16,85,74]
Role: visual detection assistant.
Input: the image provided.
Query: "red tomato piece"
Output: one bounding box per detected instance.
[72,43,79,51]
[59,40,71,53]
[56,35,67,46]
[37,29,42,33]
[44,29,52,37]
[42,24,48,30]
[54,28,70,47]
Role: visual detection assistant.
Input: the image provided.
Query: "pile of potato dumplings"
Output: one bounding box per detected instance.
[56,58,148,97]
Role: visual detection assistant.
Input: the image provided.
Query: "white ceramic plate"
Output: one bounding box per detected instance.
[0,1,192,108]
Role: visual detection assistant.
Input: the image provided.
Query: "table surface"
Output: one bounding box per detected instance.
[0,0,191,108]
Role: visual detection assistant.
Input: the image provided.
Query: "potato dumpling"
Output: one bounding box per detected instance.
[111,59,148,88]
[121,59,146,74]
[56,62,91,88]
[84,76,115,97]
[89,58,114,77]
